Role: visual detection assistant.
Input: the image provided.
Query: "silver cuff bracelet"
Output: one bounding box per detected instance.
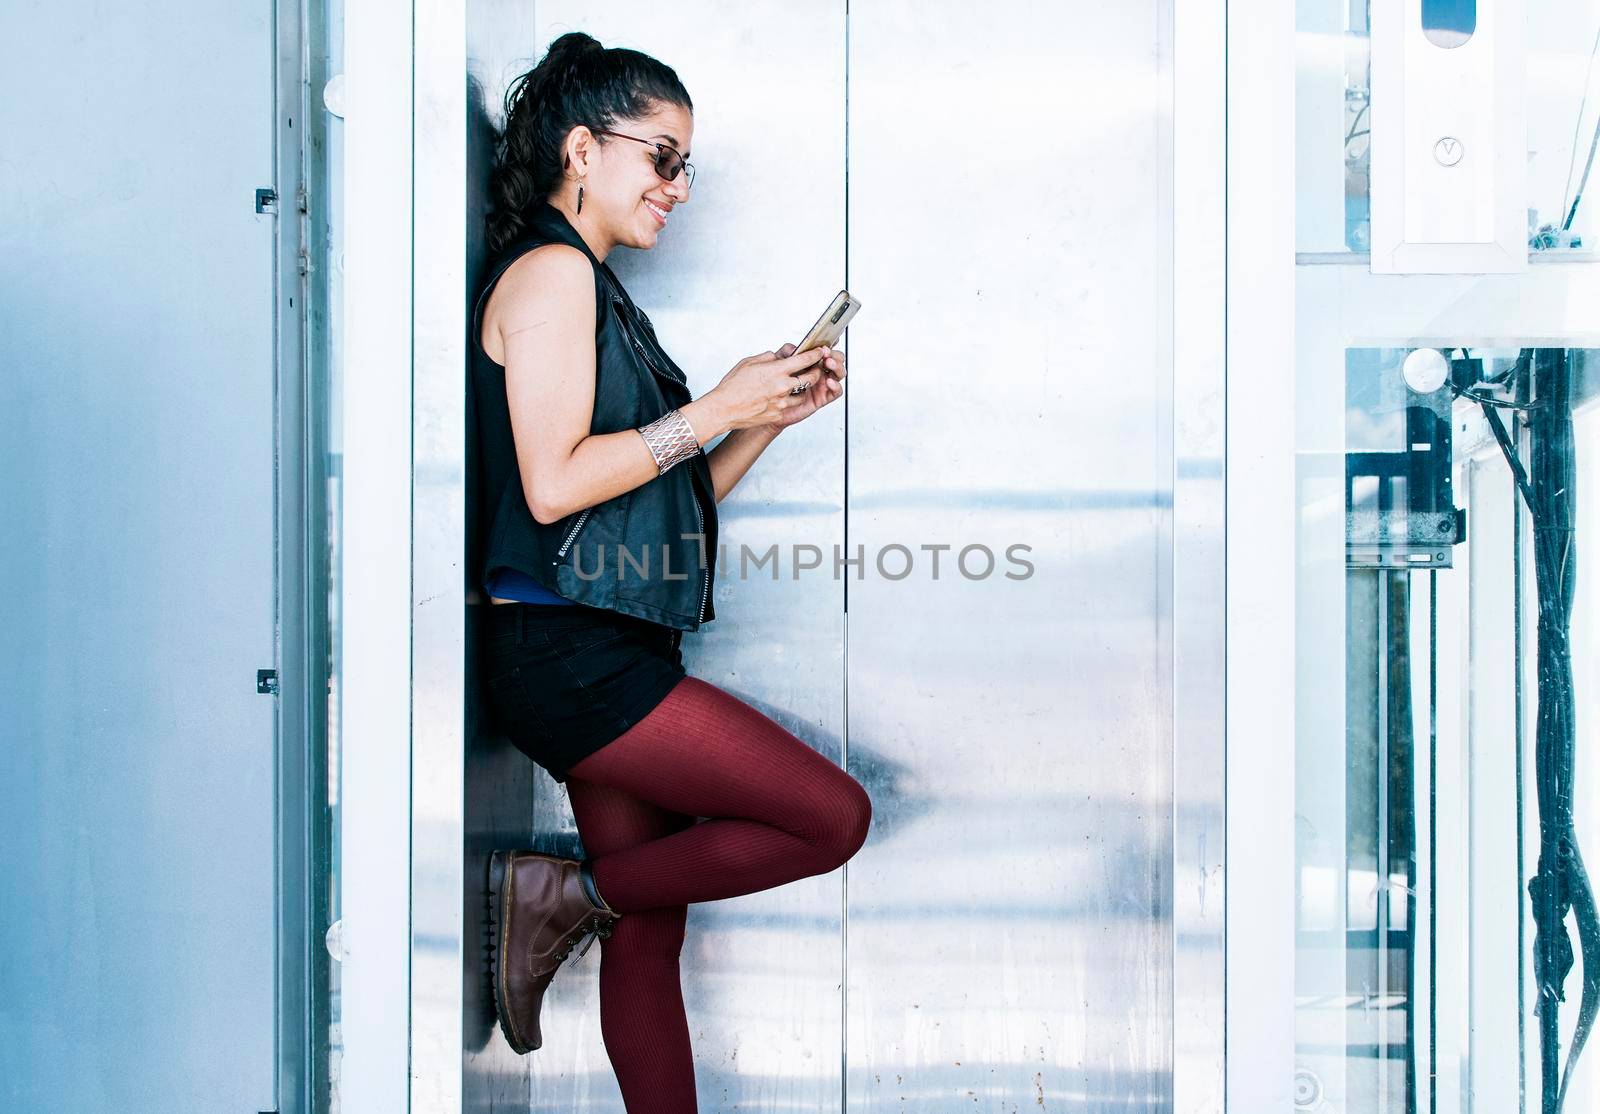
[638,408,701,475]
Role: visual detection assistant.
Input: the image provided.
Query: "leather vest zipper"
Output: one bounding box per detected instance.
[554,507,592,561]
[691,483,710,623]
[611,292,687,393]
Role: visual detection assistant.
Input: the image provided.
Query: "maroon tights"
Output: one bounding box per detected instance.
[564,675,872,1113]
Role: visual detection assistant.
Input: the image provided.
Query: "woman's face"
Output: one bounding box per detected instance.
[581,102,694,253]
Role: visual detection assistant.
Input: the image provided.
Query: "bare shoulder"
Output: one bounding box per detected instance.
[483,243,594,362]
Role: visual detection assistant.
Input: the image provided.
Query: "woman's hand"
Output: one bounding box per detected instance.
[702,345,831,433]
[761,342,846,434]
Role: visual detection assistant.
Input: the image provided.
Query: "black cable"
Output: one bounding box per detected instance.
[1562,24,1600,228]
[1565,99,1600,232]
[1482,350,1599,1113]
[1346,98,1370,147]
[1480,403,1536,509]
[1456,350,1538,410]
[1454,385,1538,412]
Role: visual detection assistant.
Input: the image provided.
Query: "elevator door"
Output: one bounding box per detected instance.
[0,3,281,1112]
[463,1,1179,1110]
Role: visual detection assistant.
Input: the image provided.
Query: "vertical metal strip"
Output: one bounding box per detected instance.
[273,0,320,1107]
[1174,0,1227,1109]
[840,5,851,1112]
[411,0,467,1106]
[1430,569,1438,1114]
[1156,0,1177,1095]
[1515,428,1528,1111]
[1378,571,1391,1109]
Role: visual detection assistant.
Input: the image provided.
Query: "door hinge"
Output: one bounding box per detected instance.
[255,188,278,215]
[257,669,279,695]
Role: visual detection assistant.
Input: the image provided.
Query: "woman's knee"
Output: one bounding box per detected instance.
[812,772,872,867]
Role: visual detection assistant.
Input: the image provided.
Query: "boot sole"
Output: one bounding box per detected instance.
[487,851,538,1054]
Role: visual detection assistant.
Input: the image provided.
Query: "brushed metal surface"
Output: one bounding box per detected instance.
[1172,3,1227,1110]
[463,7,548,1112]
[415,0,470,1109]
[845,2,1176,1106]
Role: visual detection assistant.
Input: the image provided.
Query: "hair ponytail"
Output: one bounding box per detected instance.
[485,32,693,256]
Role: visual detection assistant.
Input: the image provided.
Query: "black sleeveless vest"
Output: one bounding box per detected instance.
[468,202,719,631]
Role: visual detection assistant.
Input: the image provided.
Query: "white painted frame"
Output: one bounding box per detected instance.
[342,0,468,1106]
[1370,0,1527,274]
[1226,0,1299,1108]
[1173,0,1228,1110]
[340,0,419,1108]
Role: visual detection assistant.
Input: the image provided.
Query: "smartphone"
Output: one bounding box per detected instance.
[795,289,861,355]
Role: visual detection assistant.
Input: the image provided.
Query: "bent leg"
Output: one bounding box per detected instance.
[567,675,873,914]
[566,777,697,1112]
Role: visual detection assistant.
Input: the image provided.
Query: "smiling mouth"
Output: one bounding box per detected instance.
[645,200,670,225]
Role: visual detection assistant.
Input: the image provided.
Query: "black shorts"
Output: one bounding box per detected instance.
[481,602,688,783]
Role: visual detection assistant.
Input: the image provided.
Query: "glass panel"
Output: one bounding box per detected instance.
[1295,16,1600,1108]
[1421,0,1476,48]
[1297,337,1600,1112]
[1295,1,1600,253]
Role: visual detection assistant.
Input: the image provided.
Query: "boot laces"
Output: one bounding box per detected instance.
[561,917,616,964]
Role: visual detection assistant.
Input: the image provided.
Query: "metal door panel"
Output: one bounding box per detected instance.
[465,3,849,1109]
[0,2,279,1112]
[845,2,1174,1107]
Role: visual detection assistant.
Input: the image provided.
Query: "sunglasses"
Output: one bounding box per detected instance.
[594,130,696,189]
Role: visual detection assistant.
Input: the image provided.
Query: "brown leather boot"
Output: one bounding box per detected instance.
[487,850,621,1054]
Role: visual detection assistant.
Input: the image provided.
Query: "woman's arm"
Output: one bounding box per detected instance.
[495,245,728,522]
[704,341,846,503]
[704,423,784,504]
[491,247,820,521]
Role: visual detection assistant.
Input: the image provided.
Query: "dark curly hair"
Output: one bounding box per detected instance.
[485,32,694,256]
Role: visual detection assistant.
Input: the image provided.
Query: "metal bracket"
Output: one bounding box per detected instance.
[257,669,279,695]
[255,188,279,215]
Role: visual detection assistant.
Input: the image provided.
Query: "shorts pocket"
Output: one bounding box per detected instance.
[545,623,629,663]
[484,664,556,745]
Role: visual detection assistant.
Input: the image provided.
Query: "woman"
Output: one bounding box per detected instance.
[472,30,873,1110]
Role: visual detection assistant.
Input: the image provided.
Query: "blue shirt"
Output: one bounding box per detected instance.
[484,566,571,605]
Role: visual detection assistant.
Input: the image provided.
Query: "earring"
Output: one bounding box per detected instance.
[576,180,585,215]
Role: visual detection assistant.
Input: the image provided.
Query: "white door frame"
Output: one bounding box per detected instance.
[334,1,1263,1109]
[1224,0,1299,1109]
